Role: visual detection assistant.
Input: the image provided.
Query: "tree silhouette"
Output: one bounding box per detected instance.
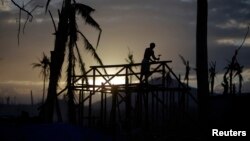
[229,50,238,94]
[179,54,191,87]
[42,0,103,123]
[234,62,244,94]
[32,53,50,104]
[125,48,135,65]
[209,61,216,94]
[221,71,229,95]
[223,58,244,95]
[222,25,249,95]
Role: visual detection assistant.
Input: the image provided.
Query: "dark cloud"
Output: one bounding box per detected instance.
[208,0,250,44]
[209,0,250,22]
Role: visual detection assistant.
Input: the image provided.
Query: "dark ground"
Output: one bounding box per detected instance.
[0,94,249,141]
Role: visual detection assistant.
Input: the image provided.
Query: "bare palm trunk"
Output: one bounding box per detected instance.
[196,0,209,135]
[41,6,70,122]
[67,44,76,124]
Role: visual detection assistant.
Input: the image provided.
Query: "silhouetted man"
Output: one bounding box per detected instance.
[140,42,159,83]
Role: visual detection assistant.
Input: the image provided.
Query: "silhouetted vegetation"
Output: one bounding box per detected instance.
[209,61,216,94]
[223,53,244,95]
[125,48,135,65]
[9,0,106,124]
[32,53,50,104]
[179,54,192,87]
[11,0,43,45]
[125,48,136,83]
[221,25,249,95]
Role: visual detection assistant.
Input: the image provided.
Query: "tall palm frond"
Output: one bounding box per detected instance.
[237,24,249,51]
[77,31,103,66]
[74,3,102,48]
[45,0,52,12]
[75,43,89,86]
[78,31,108,75]
[179,54,187,66]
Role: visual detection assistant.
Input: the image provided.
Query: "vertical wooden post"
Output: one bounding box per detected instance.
[89,67,95,127]
[125,66,131,131]
[177,74,181,121]
[111,86,117,122]
[82,91,85,125]
[104,91,107,125]
[79,90,82,125]
[110,85,118,141]
[138,87,143,126]
[88,91,92,127]
[144,90,149,128]
[151,91,155,124]
[161,63,166,122]
[100,83,104,127]
[78,78,83,126]
[169,90,173,122]
[155,90,159,126]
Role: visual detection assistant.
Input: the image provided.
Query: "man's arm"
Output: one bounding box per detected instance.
[151,51,159,61]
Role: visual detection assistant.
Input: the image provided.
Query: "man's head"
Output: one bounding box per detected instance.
[150,42,155,49]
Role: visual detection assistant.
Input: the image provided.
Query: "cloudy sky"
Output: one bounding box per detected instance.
[1,0,250,103]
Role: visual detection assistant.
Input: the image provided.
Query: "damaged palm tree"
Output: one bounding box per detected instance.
[40,0,103,123]
[223,57,244,95]
[11,0,105,124]
[209,61,216,94]
[32,53,50,104]
[221,71,229,95]
[222,25,249,95]
[234,62,244,94]
[179,54,191,87]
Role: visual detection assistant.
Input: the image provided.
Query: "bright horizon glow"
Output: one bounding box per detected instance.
[76,76,127,86]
